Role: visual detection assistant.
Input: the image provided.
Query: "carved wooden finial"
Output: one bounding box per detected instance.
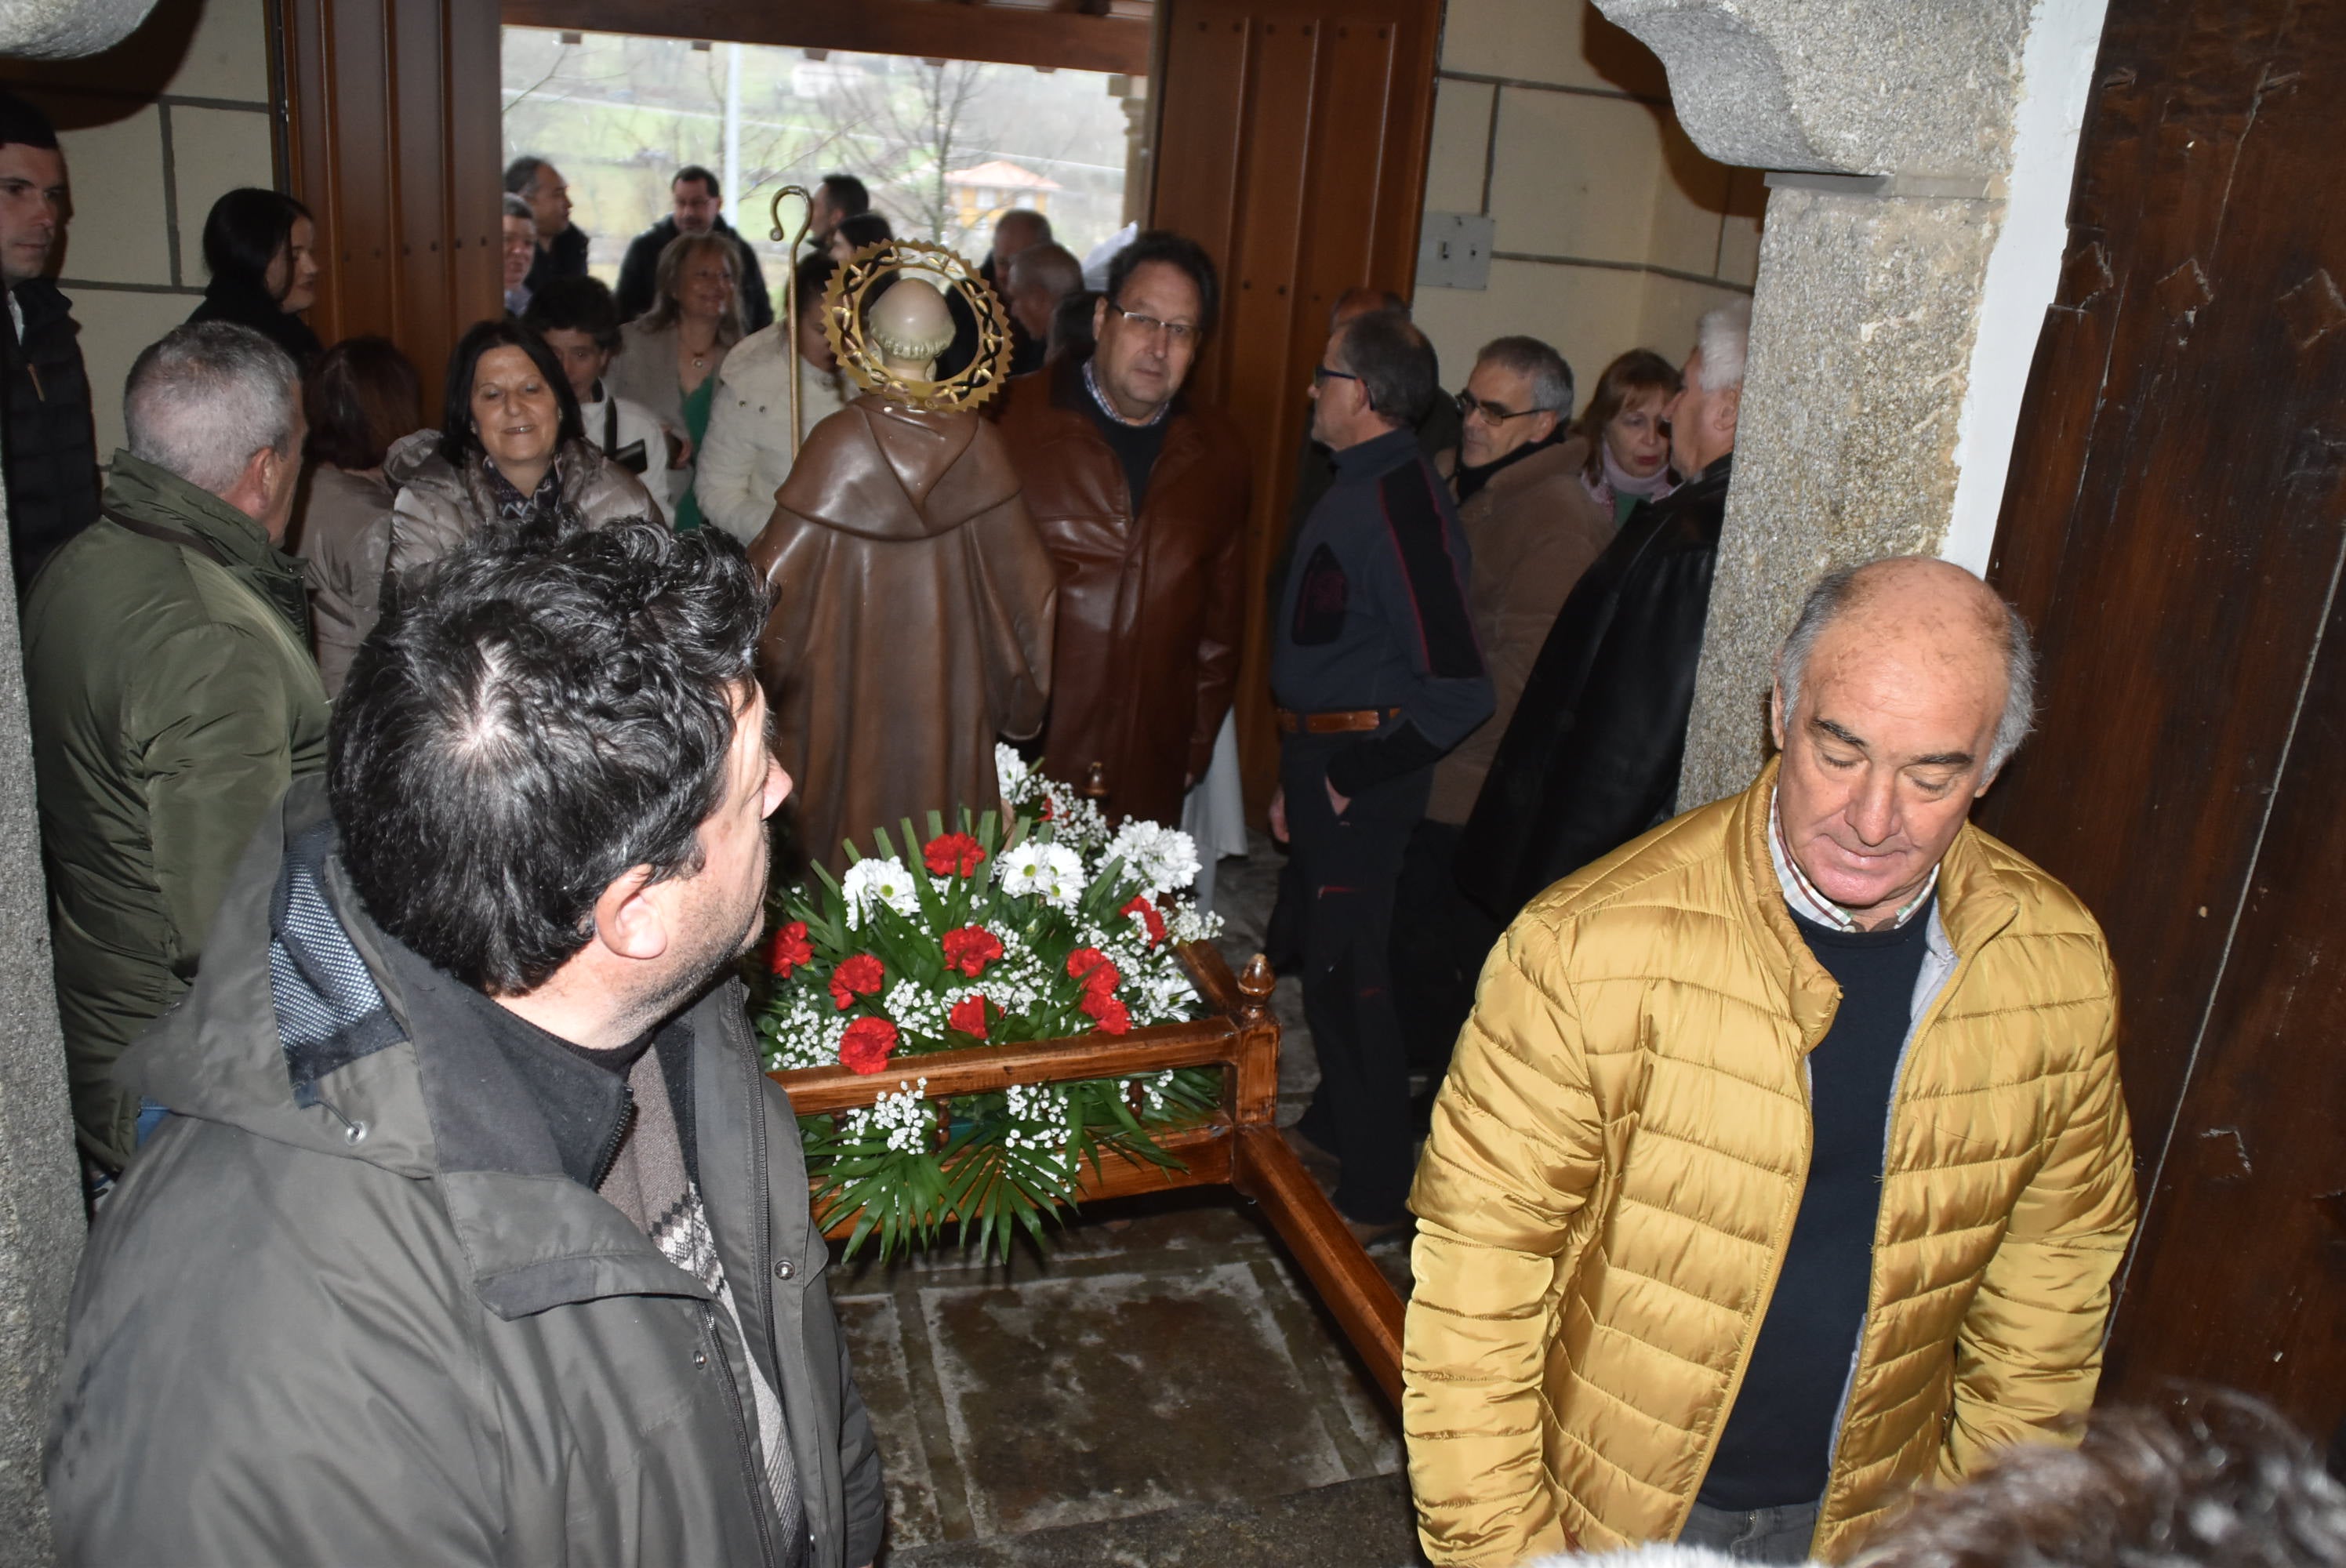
[1084,760,1109,801]
[1237,953,1276,1022]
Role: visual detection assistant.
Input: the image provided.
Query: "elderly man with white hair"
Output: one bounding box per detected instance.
[1405,555,2137,1566]
[1454,299,1752,930]
[23,321,329,1185]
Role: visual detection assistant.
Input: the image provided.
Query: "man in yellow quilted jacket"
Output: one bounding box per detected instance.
[1404,556,2137,1566]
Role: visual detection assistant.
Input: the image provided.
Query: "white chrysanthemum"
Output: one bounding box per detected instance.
[1107,820,1204,896]
[994,743,1033,803]
[997,841,1052,899]
[1037,842,1088,910]
[841,855,920,927]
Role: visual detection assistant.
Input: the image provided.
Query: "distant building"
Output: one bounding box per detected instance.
[945,158,1063,234]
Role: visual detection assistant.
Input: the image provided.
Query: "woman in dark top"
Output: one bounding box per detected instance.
[186,187,324,366]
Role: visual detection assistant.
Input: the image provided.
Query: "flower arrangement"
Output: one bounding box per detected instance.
[750,746,1226,1258]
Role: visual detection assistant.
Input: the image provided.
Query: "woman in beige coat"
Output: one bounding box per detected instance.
[608,233,745,532]
[293,336,420,695]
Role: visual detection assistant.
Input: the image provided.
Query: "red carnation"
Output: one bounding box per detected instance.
[768,920,814,977]
[1119,895,1167,949]
[940,925,1004,978]
[838,1016,898,1074]
[948,994,990,1040]
[1080,989,1131,1035]
[1066,947,1111,985]
[923,831,987,877]
[828,953,885,1011]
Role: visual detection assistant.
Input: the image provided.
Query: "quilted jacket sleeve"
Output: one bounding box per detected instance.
[1941,953,2137,1478]
[1404,915,1606,1566]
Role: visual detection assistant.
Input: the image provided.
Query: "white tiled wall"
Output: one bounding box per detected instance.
[1411,0,1761,411]
[3,0,278,459]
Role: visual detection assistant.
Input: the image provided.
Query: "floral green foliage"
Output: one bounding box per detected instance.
[750,751,1226,1259]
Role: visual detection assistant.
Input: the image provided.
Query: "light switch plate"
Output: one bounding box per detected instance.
[1418,212,1495,290]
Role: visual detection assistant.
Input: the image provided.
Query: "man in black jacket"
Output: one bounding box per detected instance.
[507,155,589,300]
[1270,310,1493,1241]
[1454,299,1749,927]
[0,90,97,590]
[614,165,775,334]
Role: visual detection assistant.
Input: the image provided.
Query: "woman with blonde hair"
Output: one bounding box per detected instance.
[1571,347,1683,526]
[608,232,745,531]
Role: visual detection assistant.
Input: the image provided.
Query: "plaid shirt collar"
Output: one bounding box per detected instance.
[1769,786,1940,933]
[1081,356,1172,429]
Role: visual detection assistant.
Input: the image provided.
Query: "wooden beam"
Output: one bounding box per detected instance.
[501,0,1153,77]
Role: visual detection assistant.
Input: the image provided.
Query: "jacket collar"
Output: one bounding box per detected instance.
[1049,349,1189,426]
[1331,423,1421,480]
[1729,756,2017,1050]
[101,448,310,635]
[8,276,69,332]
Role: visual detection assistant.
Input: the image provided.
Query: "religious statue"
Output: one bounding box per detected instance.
[748,239,1058,873]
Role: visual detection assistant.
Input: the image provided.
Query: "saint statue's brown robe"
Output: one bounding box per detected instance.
[750,391,1058,873]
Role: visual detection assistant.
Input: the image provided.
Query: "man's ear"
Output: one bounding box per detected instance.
[1530,408,1561,445]
[1768,679,1787,751]
[1091,295,1110,339]
[591,865,670,963]
[1713,382,1743,442]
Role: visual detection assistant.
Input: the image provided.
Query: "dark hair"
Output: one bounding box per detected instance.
[305,336,421,471]
[793,252,837,321]
[1852,1392,2346,1568]
[201,187,314,302]
[1104,230,1221,339]
[1334,308,1437,426]
[330,521,769,995]
[673,164,719,200]
[1048,289,1098,363]
[522,274,623,353]
[1572,347,1682,484]
[833,212,892,253]
[503,155,549,196]
[438,318,585,467]
[0,89,59,151]
[819,172,870,218]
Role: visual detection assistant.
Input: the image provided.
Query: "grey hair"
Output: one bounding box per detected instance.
[502,192,533,223]
[123,322,299,495]
[1475,335,1574,417]
[1776,557,2039,775]
[1693,299,1752,393]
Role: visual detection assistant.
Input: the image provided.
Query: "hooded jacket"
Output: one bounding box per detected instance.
[1405,760,2136,1565]
[45,779,886,1567]
[748,393,1056,871]
[22,450,329,1169]
[383,430,660,585]
[994,353,1251,828]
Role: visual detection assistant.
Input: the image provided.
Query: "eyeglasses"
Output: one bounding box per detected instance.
[1456,390,1548,424]
[1312,364,1360,387]
[1108,302,1200,346]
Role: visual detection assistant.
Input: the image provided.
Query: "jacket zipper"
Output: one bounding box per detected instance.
[703,1302,781,1567]
[587,1094,637,1190]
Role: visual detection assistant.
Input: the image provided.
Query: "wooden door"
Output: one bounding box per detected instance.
[281,0,502,410]
[1150,0,1443,809]
[1975,0,2346,1435]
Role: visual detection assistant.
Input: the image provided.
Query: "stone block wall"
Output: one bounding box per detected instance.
[1411,0,1763,404]
[2,0,278,459]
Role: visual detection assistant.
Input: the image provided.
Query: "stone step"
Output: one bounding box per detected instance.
[881,1472,1429,1568]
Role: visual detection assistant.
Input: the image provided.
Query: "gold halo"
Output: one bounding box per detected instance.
[822,238,1015,413]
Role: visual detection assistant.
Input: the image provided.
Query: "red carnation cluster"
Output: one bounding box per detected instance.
[768,920,813,978]
[941,925,1004,978]
[1118,895,1167,949]
[923,831,986,877]
[839,1016,897,1074]
[828,953,885,1011]
[948,994,991,1040]
[1067,947,1129,1034]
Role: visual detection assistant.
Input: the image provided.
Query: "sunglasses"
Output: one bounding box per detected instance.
[1456,390,1547,424]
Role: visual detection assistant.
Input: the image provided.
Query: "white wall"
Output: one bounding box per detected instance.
[1411,0,1760,408]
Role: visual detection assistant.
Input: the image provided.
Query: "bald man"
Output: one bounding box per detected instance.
[1406,557,2137,1567]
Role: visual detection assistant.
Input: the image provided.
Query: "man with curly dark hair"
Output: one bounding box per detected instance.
[47,521,884,1568]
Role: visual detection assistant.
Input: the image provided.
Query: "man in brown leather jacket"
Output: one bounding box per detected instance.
[995,230,1251,828]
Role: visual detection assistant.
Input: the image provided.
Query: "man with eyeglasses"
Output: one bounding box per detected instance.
[1269,308,1493,1247]
[1391,336,1613,1126]
[1455,299,1750,932]
[996,230,1252,835]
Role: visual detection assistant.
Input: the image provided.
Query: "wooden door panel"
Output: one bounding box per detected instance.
[1976,0,2346,1428]
[390,0,452,369]
[1153,13,1251,335]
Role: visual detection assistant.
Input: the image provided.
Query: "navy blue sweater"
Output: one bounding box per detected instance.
[1270,426,1493,796]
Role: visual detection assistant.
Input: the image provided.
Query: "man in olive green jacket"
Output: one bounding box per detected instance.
[23,322,326,1176]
